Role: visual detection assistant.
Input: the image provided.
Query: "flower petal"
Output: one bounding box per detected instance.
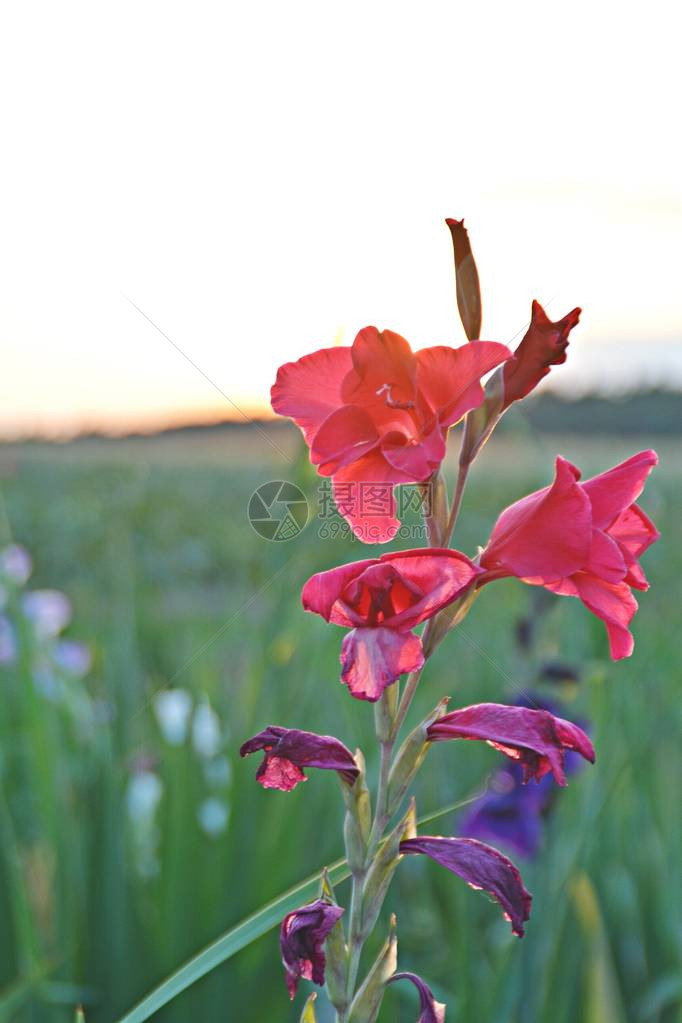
[379,548,482,629]
[416,342,512,426]
[310,405,380,475]
[280,899,344,998]
[271,346,352,445]
[480,456,592,582]
[582,449,658,529]
[399,835,532,936]
[302,558,379,626]
[388,970,446,1022]
[240,725,359,789]
[502,300,581,408]
[331,453,410,544]
[340,626,423,701]
[341,326,417,411]
[427,703,595,785]
[573,573,638,659]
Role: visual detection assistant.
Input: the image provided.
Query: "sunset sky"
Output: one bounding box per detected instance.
[1,1,680,438]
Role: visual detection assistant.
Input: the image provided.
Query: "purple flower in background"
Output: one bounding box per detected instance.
[0,544,32,586]
[400,835,532,936]
[280,898,344,998]
[21,590,72,638]
[459,765,548,859]
[427,702,594,785]
[388,971,446,1022]
[459,695,592,858]
[240,726,359,791]
[53,639,92,678]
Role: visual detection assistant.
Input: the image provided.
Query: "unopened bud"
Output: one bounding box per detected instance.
[361,800,416,940]
[387,700,448,815]
[348,915,398,1023]
[320,869,348,1013]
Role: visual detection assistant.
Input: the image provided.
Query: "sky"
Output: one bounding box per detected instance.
[1,0,681,438]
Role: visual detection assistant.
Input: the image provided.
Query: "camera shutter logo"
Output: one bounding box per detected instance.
[248,481,309,541]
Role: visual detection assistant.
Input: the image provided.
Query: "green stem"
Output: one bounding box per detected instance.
[443,457,470,546]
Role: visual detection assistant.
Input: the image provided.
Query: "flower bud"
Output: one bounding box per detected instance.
[299,992,318,1022]
[319,869,348,1013]
[361,800,416,940]
[387,701,448,816]
[445,218,482,342]
[374,685,398,744]
[348,914,397,1023]
[343,750,372,871]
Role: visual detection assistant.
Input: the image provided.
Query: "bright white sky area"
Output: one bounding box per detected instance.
[1,1,680,438]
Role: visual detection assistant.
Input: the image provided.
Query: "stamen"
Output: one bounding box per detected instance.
[375,383,414,410]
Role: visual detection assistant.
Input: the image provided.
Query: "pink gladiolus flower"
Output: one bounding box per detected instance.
[479,450,659,659]
[240,726,359,791]
[502,300,581,408]
[272,327,511,542]
[427,703,595,785]
[280,899,344,999]
[400,835,532,937]
[388,971,446,1022]
[302,549,481,701]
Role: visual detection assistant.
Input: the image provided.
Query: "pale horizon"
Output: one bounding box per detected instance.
[1,1,681,440]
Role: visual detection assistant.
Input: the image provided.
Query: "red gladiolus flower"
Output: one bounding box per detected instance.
[302,549,481,701]
[479,450,659,659]
[427,703,595,785]
[400,835,532,937]
[280,899,344,999]
[272,327,511,542]
[240,725,359,791]
[502,300,581,408]
[388,971,446,1022]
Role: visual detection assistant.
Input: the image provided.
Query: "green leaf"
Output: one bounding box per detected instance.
[113,793,481,1023]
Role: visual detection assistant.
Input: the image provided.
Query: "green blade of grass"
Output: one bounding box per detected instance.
[114,791,479,1023]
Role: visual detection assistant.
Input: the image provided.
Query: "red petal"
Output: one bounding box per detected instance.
[380,548,481,629]
[481,457,591,582]
[340,626,423,701]
[309,405,379,475]
[271,346,352,444]
[574,573,638,659]
[257,756,307,791]
[502,301,581,407]
[416,342,512,426]
[302,558,379,625]
[341,326,416,410]
[582,450,658,529]
[331,452,411,544]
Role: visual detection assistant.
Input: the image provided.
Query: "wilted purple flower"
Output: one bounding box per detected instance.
[21,590,71,638]
[399,835,532,936]
[427,702,594,785]
[240,726,359,791]
[280,899,344,998]
[388,971,446,1022]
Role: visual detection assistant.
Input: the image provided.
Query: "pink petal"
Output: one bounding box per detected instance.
[381,419,446,480]
[480,457,592,582]
[574,573,638,659]
[302,558,379,626]
[415,341,512,426]
[341,326,417,411]
[331,452,412,544]
[310,405,380,475]
[609,504,660,565]
[257,756,306,791]
[586,529,627,583]
[271,346,352,445]
[582,450,658,529]
[340,626,423,701]
[380,549,481,629]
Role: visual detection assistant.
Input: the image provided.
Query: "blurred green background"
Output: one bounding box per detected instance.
[0,415,679,1022]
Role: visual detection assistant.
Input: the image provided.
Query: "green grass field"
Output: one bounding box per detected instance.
[0,425,679,1022]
